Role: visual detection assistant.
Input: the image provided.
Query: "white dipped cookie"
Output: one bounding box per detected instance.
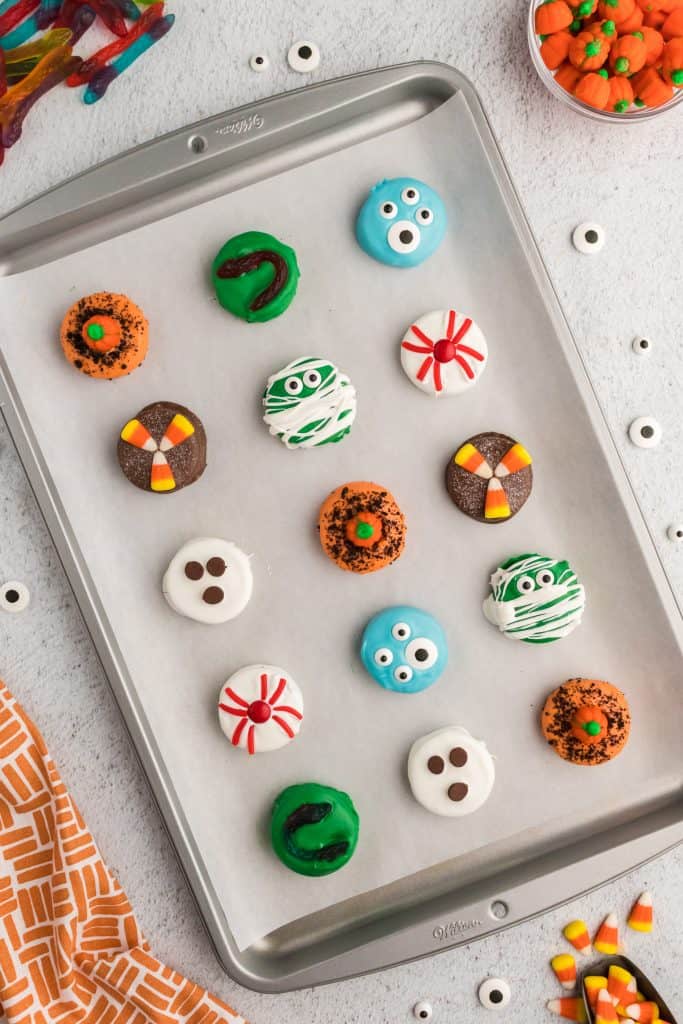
[218,664,304,755]
[162,538,252,624]
[407,726,495,817]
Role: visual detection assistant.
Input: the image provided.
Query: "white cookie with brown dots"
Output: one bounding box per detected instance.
[407,726,495,817]
[163,538,253,624]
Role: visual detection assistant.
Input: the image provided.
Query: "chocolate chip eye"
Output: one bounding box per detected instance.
[448,782,468,802]
[202,586,224,605]
[449,747,468,767]
[206,557,226,577]
[427,756,444,774]
[185,561,203,580]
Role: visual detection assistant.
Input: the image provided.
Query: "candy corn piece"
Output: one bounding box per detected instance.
[150,451,175,492]
[160,412,194,452]
[484,478,511,520]
[120,418,155,451]
[495,442,532,477]
[615,975,639,1016]
[625,1002,659,1022]
[585,977,608,1012]
[551,954,577,991]
[594,912,620,955]
[454,443,491,478]
[596,987,620,1024]
[610,970,634,1011]
[627,892,653,933]
[547,997,588,1022]
[564,919,592,956]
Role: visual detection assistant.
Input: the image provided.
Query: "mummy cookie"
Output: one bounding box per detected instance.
[217,665,303,754]
[541,678,631,766]
[483,554,586,644]
[271,782,359,876]
[356,178,447,268]
[163,538,252,624]
[401,309,488,396]
[318,481,406,574]
[211,231,300,322]
[60,292,148,379]
[118,401,207,493]
[446,433,532,522]
[360,606,448,694]
[263,356,356,448]
[407,726,495,817]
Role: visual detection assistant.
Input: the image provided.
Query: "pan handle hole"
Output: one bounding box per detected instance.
[188,135,207,154]
[490,900,509,919]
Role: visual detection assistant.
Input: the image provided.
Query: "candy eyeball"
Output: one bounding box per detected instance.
[402,186,420,205]
[287,40,320,73]
[380,201,398,219]
[391,622,411,641]
[374,647,393,667]
[517,574,535,593]
[416,207,434,224]
[536,569,554,586]
[572,222,605,254]
[632,336,652,355]
[387,221,421,254]
[478,978,511,1010]
[0,580,30,614]
[405,637,438,669]
[413,1002,432,1021]
[284,375,303,395]
[628,416,662,449]
[667,524,683,542]
[249,54,269,72]
[394,664,413,684]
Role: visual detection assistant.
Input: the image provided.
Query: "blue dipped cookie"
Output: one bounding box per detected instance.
[360,606,448,693]
[355,177,447,268]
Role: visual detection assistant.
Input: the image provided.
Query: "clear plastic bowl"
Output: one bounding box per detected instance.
[527,1,683,122]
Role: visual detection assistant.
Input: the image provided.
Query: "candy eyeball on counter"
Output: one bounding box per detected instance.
[413,1001,433,1021]
[478,978,511,1010]
[287,40,320,73]
[572,222,605,254]
[0,580,30,613]
[360,606,448,694]
[632,336,652,355]
[667,524,683,542]
[628,416,662,449]
[355,177,447,268]
[249,54,270,72]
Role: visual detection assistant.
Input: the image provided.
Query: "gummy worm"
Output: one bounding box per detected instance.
[53,0,97,42]
[282,803,350,865]
[4,26,71,82]
[216,251,289,312]
[0,43,79,148]
[83,12,174,104]
[0,0,39,39]
[0,0,61,50]
[109,0,139,20]
[66,0,163,84]
[86,0,129,35]
[0,50,5,97]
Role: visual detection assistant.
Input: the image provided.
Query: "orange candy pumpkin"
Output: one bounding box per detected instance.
[554,59,584,89]
[575,68,612,104]
[632,64,676,102]
[541,29,574,67]
[662,5,683,33]
[662,37,683,84]
[635,0,665,11]
[591,16,619,36]
[640,24,665,62]
[572,0,599,14]
[598,0,636,22]
[607,74,635,107]
[571,706,610,744]
[618,3,645,27]
[569,27,611,65]
[536,0,575,33]
[610,32,648,71]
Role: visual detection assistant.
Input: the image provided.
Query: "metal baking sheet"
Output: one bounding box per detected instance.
[0,64,681,993]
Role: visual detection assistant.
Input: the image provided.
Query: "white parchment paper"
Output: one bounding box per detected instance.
[1,94,681,951]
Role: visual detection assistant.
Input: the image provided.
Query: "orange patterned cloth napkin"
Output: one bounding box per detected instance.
[0,680,246,1024]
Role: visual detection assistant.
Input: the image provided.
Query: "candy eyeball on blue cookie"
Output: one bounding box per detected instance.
[360,606,448,693]
[355,178,447,268]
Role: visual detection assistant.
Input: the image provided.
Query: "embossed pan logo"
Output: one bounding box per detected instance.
[433,919,482,941]
[215,114,264,137]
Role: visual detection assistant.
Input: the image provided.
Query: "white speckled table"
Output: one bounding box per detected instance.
[1,0,682,1019]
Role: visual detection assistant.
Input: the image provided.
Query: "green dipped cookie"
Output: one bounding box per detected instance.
[211,230,300,323]
[271,782,359,877]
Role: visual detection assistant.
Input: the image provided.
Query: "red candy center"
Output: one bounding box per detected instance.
[433,338,456,363]
[248,700,272,724]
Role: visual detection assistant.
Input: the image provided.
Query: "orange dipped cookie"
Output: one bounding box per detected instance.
[318,481,406,574]
[541,678,631,765]
[60,291,148,379]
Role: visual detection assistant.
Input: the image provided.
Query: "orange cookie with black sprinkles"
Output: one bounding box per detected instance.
[318,481,406,574]
[60,292,148,379]
[445,431,533,523]
[541,678,631,766]
[117,401,207,494]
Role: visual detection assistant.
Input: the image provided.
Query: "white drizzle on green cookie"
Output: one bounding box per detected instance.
[483,553,585,644]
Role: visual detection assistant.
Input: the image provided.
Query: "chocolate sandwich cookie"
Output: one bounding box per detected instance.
[118,401,206,494]
[318,481,406,574]
[541,678,631,766]
[60,291,148,379]
[211,230,300,323]
[271,782,359,876]
[446,432,533,523]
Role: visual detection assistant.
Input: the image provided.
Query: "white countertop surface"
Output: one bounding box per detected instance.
[0,0,682,1019]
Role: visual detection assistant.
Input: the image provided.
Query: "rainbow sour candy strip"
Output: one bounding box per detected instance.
[83,11,173,104]
[67,0,162,84]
